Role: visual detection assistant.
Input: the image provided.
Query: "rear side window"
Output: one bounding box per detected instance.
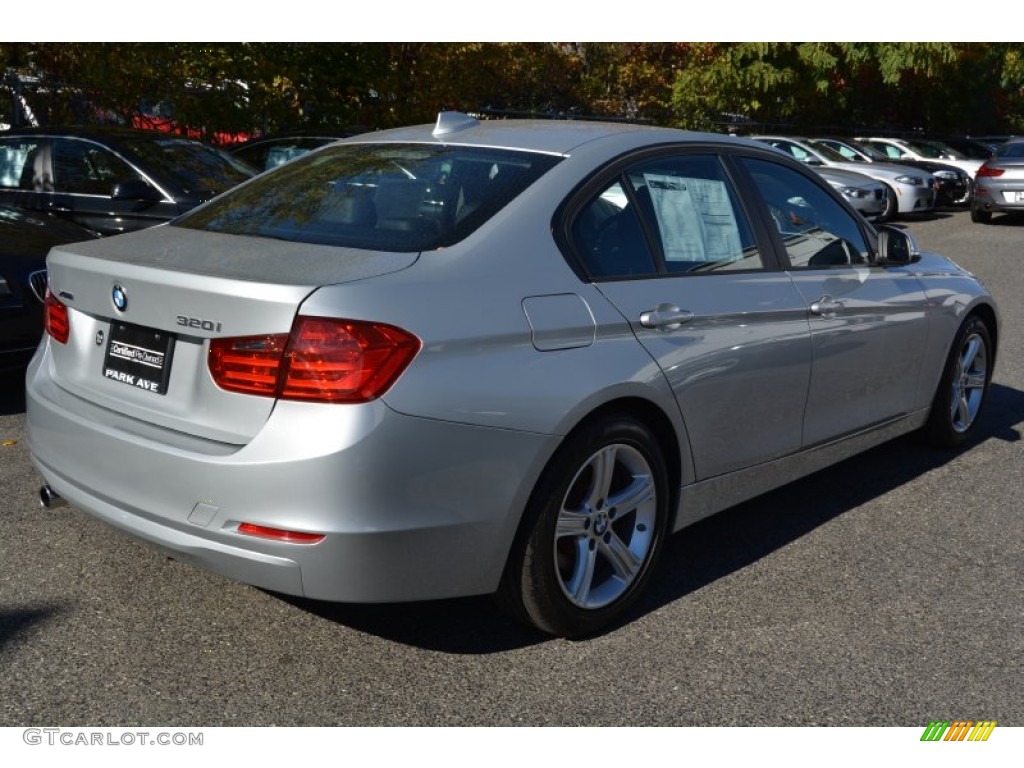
[571,153,762,278]
[176,143,561,252]
[0,138,45,190]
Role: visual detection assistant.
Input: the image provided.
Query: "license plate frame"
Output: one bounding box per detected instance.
[102,321,176,395]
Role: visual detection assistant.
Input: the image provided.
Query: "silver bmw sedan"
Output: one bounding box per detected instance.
[27,113,998,637]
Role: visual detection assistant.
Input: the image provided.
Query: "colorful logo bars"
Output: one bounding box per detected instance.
[920,721,997,742]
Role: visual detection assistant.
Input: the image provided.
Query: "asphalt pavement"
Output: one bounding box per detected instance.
[1,208,1021,726]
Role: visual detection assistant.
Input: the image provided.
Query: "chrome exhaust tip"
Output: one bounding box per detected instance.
[39,485,68,509]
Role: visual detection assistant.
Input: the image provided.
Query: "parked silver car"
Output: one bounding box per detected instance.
[753,135,936,220]
[27,113,999,637]
[816,167,887,219]
[971,138,1024,223]
[812,137,972,207]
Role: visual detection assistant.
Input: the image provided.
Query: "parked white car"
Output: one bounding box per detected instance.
[857,137,983,179]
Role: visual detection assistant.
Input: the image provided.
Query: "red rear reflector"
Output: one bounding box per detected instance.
[44,289,70,344]
[238,523,325,544]
[208,317,420,403]
[976,165,1004,178]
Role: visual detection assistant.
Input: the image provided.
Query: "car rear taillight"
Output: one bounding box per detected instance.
[237,523,325,544]
[209,317,420,403]
[44,290,70,344]
[208,334,289,396]
[976,165,1005,178]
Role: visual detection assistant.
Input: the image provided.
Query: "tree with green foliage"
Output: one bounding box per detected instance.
[3,42,1023,140]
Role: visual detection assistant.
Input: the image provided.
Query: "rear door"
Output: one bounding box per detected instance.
[565,149,813,480]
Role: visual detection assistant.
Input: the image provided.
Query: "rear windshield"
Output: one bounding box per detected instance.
[174,143,562,251]
[996,141,1024,158]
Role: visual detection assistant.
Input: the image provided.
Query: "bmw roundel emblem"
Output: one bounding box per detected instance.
[112,284,127,312]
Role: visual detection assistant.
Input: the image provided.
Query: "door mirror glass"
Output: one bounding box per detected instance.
[876,225,920,265]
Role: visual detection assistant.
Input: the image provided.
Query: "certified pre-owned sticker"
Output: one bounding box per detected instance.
[103,322,175,395]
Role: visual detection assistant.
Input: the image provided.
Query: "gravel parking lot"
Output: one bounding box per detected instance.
[1,208,1021,727]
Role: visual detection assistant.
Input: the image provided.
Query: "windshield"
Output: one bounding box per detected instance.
[848,140,889,162]
[805,142,846,163]
[915,140,965,160]
[120,136,255,196]
[811,139,866,162]
[904,140,945,159]
[175,143,561,252]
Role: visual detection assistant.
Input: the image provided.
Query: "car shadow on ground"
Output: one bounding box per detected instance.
[284,382,1024,653]
[0,605,66,653]
[904,210,955,222]
[985,214,1024,227]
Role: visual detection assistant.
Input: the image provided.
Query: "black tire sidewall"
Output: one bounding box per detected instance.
[926,315,992,448]
[502,416,671,638]
[880,185,898,222]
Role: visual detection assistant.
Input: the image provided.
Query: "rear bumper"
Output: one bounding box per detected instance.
[974,181,1024,213]
[26,347,557,602]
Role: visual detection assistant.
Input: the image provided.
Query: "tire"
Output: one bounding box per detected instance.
[877,184,898,222]
[952,185,973,206]
[971,206,992,224]
[925,315,993,448]
[497,416,670,638]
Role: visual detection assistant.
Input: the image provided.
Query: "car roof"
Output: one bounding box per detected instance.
[0,125,211,147]
[338,113,749,156]
[230,128,370,150]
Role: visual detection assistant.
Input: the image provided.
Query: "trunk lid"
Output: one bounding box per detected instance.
[44,225,418,444]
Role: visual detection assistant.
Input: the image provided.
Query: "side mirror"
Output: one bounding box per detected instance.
[876,225,920,265]
[112,179,163,202]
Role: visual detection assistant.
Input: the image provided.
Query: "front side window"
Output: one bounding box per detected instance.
[570,154,762,279]
[176,143,561,252]
[120,136,254,197]
[52,139,141,196]
[740,157,870,268]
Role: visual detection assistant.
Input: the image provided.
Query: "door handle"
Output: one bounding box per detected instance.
[639,303,694,331]
[809,295,845,318]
